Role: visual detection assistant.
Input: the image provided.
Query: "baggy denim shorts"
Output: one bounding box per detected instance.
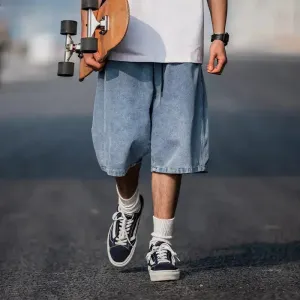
[91,61,209,176]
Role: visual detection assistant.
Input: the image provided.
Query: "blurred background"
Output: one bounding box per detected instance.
[0,1,300,299]
[1,0,300,83]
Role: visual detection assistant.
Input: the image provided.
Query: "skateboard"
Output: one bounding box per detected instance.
[57,0,129,82]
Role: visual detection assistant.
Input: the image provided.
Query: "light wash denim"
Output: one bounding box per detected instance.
[91,61,209,176]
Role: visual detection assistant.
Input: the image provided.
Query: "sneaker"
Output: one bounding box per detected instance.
[146,238,180,281]
[107,195,144,267]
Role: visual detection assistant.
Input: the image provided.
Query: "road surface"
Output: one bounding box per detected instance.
[0,56,300,299]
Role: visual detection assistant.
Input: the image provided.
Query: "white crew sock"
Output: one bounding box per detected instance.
[117,185,141,214]
[151,216,174,241]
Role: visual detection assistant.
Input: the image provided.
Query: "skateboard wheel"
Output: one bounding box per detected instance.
[57,62,74,77]
[81,0,99,10]
[81,37,98,53]
[60,20,77,36]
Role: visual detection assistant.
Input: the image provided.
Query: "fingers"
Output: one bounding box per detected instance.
[83,54,102,71]
[211,56,227,74]
[207,53,216,73]
[93,52,102,63]
[207,41,228,75]
[207,54,227,75]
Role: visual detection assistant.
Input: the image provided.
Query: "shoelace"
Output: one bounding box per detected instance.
[146,239,180,264]
[112,212,134,246]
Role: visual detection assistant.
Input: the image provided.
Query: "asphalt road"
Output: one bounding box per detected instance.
[0,56,300,299]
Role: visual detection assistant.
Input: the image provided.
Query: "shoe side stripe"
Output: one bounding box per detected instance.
[131,216,141,239]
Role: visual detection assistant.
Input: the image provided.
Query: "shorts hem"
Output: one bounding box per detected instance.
[151,165,207,174]
[99,160,142,177]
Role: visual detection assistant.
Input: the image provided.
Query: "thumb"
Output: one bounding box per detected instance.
[207,54,215,72]
[93,52,102,62]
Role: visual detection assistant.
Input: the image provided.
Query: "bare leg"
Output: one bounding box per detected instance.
[145,172,182,281]
[107,163,143,267]
[152,172,182,219]
[115,163,141,199]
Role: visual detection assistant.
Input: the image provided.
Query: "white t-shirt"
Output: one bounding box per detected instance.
[108,0,205,63]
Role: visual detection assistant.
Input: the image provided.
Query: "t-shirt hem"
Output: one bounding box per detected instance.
[107,54,203,64]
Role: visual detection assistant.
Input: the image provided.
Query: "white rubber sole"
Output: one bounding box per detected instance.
[148,267,180,282]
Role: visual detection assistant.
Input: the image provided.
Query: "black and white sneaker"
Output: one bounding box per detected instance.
[107,196,144,267]
[146,238,180,281]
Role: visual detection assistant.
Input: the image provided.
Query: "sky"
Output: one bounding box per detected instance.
[3,0,81,40]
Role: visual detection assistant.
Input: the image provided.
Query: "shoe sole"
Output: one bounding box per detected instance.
[107,197,144,268]
[148,267,180,282]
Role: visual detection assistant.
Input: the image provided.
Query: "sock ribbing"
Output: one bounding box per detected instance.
[151,216,174,240]
[117,186,141,214]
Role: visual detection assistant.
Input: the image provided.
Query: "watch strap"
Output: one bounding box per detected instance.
[211,33,229,46]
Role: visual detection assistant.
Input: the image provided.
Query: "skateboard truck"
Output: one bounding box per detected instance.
[57,0,108,77]
[57,0,130,81]
[87,13,109,36]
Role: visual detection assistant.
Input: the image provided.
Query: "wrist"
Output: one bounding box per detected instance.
[81,29,87,38]
[211,32,229,46]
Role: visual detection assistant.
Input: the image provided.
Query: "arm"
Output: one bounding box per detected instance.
[206,0,228,75]
[207,0,227,34]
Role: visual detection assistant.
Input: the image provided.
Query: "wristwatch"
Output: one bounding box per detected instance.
[211,33,229,46]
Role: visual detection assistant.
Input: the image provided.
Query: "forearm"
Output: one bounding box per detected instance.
[207,0,227,34]
[81,0,102,37]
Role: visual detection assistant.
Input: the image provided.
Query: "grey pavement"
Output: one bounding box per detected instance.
[0,56,300,299]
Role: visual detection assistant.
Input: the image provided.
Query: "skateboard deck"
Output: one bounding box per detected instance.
[57,0,129,81]
[79,0,129,81]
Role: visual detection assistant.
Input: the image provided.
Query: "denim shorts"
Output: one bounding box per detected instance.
[91,61,209,176]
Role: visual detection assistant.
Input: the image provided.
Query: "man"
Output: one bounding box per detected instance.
[82,0,228,281]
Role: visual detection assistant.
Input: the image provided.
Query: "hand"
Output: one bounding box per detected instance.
[207,40,227,75]
[83,52,103,71]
